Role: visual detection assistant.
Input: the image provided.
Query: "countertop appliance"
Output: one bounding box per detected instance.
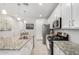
[53,17,62,29]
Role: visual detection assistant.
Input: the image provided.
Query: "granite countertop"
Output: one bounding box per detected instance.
[0,35,33,50]
[54,41,79,55]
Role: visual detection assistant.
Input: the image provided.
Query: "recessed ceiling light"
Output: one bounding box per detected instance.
[38,3,43,6]
[23,3,29,6]
[17,17,21,21]
[24,20,27,23]
[40,14,42,17]
[1,9,7,15]
[66,3,71,6]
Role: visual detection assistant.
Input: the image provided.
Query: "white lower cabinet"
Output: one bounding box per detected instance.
[59,50,65,55]
[54,43,65,55]
[26,39,33,55]
[27,39,33,54]
[20,39,33,55]
[54,44,59,55]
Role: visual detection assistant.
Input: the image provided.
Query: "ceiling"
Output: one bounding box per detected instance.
[0,3,58,20]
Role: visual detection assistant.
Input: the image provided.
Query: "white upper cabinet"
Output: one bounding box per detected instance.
[72,3,79,28]
[61,3,72,28]
[61,3,79,29]
[48,3,79,29]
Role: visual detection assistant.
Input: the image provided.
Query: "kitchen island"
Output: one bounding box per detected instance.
[54,41,79,55]
[0,34,34,55]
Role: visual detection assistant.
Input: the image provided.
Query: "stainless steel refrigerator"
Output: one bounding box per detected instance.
[42,24,50,44]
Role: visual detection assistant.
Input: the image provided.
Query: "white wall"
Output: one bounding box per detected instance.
[23,18,35,36]
[35,19,47,40]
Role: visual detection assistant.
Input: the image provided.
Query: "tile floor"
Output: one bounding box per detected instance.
[31,39,48,55]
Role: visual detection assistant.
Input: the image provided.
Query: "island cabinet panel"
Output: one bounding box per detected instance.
[53,43,59,55]
[53,43,65,55]
[20,38,33,55]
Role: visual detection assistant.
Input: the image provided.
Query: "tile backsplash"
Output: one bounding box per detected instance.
[54,29,79,44]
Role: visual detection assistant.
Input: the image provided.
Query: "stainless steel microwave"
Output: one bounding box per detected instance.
[53,17,62,29]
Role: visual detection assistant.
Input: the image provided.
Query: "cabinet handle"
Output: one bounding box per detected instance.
[69,20,70,27]
[72,19,74,26]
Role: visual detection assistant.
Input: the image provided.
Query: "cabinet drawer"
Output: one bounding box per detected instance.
[59,50,65,55]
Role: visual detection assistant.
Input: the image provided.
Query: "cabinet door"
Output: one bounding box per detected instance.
[72,3,79,28]
[62,3,71,28]
[27,39,33,54]
[59,50,65,55]
[53,44,59,55]
[54,43,65,55]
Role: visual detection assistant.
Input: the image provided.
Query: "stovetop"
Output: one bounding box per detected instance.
[47,35,69,42]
